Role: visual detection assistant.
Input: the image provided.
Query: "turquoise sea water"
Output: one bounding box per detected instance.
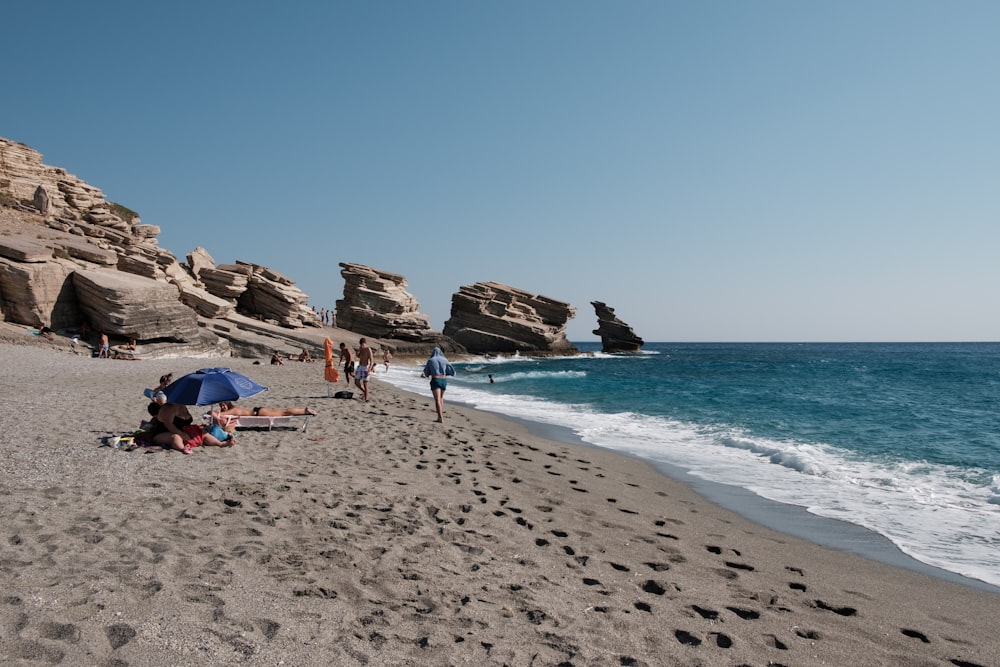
[384,342,1000,588]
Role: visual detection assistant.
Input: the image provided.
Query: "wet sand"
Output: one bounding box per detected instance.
[1,342,997,666]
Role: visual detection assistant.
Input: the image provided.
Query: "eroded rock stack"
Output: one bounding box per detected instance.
[443,281,577,354]
[336,262,441,342]
[591,300,644,352]
[193,254,318,328]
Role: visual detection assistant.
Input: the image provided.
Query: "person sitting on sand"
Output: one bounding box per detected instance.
[143,373,172,405]
[146,402,234,454]
[217,401,317,418]
[297,348,314,363]
[270,350,284,365]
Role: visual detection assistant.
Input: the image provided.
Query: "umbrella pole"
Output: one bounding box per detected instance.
[327,382,332,398]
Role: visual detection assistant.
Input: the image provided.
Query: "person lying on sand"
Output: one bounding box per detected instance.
[217,401,317,417]
[146,402,235,454]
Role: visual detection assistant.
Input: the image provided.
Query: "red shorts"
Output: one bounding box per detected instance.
[182,424,205,448]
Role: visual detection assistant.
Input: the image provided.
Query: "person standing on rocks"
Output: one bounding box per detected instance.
[421,347,456,422]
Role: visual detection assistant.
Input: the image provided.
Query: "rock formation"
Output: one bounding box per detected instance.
[73,269,200,341]
[336,262,446,343]
[0,137,324,357]
[443,281,577,354]
[591,301,644,352]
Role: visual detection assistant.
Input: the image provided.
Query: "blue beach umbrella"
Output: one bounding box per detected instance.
[163,368,268,406]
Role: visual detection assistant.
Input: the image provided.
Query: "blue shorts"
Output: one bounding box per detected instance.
[430,377,448,392]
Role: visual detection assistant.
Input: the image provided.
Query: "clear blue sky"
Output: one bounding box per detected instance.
[4,1,998,342]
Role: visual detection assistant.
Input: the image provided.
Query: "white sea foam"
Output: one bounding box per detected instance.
[383,363,1000,587]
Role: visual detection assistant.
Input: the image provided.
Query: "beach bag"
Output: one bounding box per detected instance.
[334,390,354,399]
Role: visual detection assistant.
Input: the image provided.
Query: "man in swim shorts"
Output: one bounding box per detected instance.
[354,338,375,401]
[339,342,354,384]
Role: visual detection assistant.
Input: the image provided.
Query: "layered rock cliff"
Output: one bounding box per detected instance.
[0,137,323,357]
[336,262,450,344]
[591,301,644,352]
[443,281,577,354]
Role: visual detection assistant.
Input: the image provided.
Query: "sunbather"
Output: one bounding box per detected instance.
[217,401,317,417]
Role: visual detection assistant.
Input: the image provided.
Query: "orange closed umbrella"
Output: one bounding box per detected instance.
[324,337,339,384]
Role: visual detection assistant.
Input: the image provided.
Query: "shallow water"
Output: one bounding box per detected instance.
[386,342,1000,587]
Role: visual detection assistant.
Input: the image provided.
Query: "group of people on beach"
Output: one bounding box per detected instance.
[130,341,457,455]
[334,338,393,402]
[140,373,318,455]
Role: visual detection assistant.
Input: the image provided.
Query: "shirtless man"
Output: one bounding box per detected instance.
[382,348,392,372]
[354,338,375,401]
[98,332,110,358]
[339,342,354,384]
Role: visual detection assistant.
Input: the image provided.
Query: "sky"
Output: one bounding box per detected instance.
[3,1,998,342]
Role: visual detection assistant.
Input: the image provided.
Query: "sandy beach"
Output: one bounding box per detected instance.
[1,341,998,666]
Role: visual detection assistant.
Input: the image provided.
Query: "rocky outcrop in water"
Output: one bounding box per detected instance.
[591,300,643,352]
[443,281,577,354]
[336,262,447,343]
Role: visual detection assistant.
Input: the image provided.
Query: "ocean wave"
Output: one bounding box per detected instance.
[381,364,1000,587]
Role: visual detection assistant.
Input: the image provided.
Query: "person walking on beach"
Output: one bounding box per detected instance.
[339,342,354,384]
[355,338,375,401]
[421,347,456,422]
[382,348,392,373]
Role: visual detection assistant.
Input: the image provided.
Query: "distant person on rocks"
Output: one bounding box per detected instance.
[339,342,354,384]
[421,347,456,422]
[354,338,375,401]
[98,332,110,358]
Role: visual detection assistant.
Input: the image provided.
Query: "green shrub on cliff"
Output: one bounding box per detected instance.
[108,201,139,223]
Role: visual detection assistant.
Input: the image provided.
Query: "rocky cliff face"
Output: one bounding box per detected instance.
[0,137,321,357]
[591,301,644,352]
[336,262,449,344]
[443,281,577,354]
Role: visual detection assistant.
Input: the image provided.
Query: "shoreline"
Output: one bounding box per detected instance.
[488,410,1000,594]
[1,343,998,665]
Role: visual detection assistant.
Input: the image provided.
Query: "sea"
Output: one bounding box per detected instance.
[381,342,1000,590]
